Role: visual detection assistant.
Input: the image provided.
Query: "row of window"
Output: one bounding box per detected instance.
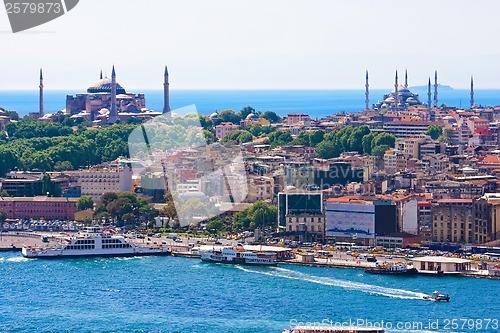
[102,239,123,244]
[102,244,132,249]
[66,245,94,250]
[75,239,95,244]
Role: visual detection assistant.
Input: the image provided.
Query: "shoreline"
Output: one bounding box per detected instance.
[2,235,499,279]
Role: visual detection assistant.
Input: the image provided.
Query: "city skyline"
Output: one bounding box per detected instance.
[0,0,499,90]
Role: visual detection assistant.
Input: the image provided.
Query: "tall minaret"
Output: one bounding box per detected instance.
[394,70,399,107]
[365,70,369,110]
[427,77,432,108]
[100,69,103,80]
[470,76,474,109]
[108,65,118,123]
[433,70,438,108]
[163,65,170,114]
[39,68,44,118]
[404,69,408,88]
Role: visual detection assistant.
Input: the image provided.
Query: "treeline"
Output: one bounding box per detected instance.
[0,123,136,176]
[315,126,396,159]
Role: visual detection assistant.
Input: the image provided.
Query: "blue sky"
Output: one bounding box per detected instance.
[0,0,499,90]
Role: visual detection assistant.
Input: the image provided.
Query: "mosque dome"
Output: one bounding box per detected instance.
[209,111,219,119]
[406,97,419,105]
[246,113,258,120]
[87,77,126,94]
[384,96,395,103]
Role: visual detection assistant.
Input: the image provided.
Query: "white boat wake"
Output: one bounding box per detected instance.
[6,256,29,263]
[236,266,427,300]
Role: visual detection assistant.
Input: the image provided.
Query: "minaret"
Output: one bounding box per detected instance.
[404,69,408,88]
[39,68,44,118]
[100,69,103,80]
[163,65,170,114]
[365,70,369,110]
[433,70,438,108]
[394,70,399,108]
[108,65,118,123]
[427,77,432,108]
[470,76,474,109]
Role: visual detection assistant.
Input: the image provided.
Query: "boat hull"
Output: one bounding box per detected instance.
[22,249,171,259]
[364,268,419,275]
[201,257,277,266]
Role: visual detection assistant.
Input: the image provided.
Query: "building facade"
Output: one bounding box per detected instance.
[77,162,133,201]
[432,199,474,243]
[0,196,77,220]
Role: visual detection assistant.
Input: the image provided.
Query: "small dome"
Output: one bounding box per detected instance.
[98,108,109,115]
[87,77,126,94]
[406,97,418,104]
[384,96,395,103]
[246,113,258,120]
[209,111,219,119]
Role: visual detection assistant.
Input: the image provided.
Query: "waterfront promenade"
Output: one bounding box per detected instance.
[1,232,498,278]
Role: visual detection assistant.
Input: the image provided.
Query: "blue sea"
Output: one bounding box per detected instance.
[0,252,499,333]
[1,89,500,119]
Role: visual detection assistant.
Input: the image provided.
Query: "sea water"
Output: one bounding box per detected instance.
[0,252,498,333]
[1,89,500,119]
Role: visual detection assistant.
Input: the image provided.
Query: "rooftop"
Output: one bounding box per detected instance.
[412,256,472,264]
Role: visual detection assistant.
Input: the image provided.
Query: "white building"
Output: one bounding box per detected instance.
[78,162,133,201]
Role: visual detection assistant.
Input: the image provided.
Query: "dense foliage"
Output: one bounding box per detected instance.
[0,122,136,176]
[315,126,396,159]
[94,192,159,227]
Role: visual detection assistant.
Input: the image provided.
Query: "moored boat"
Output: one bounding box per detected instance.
[364,262,418,275]
[22,226,171,258]
[200,243,277,266]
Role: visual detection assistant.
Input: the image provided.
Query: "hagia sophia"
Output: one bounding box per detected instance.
[38,66,170,124]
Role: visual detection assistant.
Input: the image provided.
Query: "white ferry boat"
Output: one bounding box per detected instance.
[21,226,171,258]
[200,243,277,266]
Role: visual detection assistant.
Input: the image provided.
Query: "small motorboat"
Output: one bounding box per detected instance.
[423,290,450,302]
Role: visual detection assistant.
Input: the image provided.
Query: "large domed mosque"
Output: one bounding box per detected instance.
[372,70,426,111]
[63,66,170,124]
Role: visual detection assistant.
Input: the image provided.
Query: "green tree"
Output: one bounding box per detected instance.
[267,130,293,148]
[371,132,396,150]
[362,132,375,155]
[221,130,253,144]
[233,201,277,231]
[426,124,443,140]
[371,145,390,156]
[316,140,341,159]
[54,161,74,171]
[216,110,241,125]
[260,111,282,123]
[248,124,274,137]
[349,126,370,153]
[3,110,19,121]
[238,106,256,119]
[77,196,94,211]
[206,217,224,233]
